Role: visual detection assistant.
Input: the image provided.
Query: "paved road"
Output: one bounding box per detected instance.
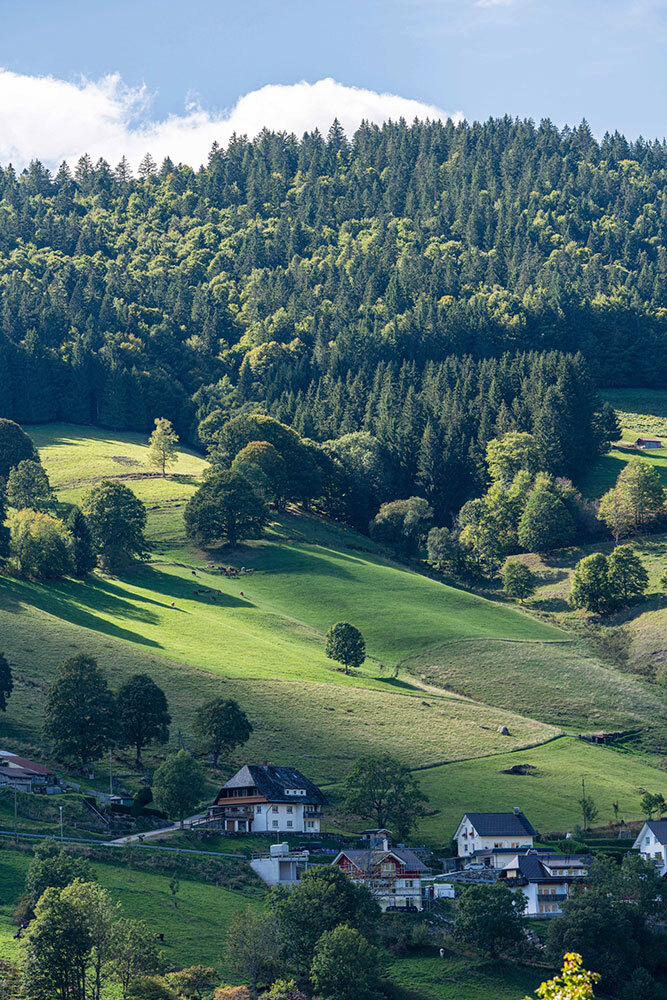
[107,813,207,845]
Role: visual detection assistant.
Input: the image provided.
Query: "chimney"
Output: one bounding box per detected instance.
[513,806,520,815]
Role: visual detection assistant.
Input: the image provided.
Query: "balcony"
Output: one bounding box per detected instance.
[537,892,568,902]
[304,809,323,819]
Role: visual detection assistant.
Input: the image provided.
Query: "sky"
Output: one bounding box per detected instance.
[1,0,666,170]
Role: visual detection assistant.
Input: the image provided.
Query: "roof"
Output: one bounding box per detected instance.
[218,764,327,805]
[335,847,428,873]
[636,437,661,443]
[502,853,591,882]
[635,820,667,847]
[462,812,536,837]
[0,752,53,776]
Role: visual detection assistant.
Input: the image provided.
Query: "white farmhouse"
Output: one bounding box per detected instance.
[633,820,667,876]
[453,808,536,867]
[499,851,590,916]
[209,764,326,834]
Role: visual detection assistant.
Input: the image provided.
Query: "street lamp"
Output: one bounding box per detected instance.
[59,805,63,842]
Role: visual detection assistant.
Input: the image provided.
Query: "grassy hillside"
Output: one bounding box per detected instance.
[414,736,667,842]
[582,389,667,497]
[0,423,664,823]
[0,847,261,972]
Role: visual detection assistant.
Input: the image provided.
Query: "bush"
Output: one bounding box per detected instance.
[501,559,537,601]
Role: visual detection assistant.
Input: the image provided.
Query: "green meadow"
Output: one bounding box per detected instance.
[582,389,667,497]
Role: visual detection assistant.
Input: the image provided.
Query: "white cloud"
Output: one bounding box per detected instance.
[0,71,461,172]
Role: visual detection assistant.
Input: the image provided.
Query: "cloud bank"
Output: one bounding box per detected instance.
[0,71,461,171]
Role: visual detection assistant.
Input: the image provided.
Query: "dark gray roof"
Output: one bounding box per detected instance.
[505,853,591,881]
[464,812,536,837]
[336,847,428,873]
[646,820,667,842]
[219,764,327,805]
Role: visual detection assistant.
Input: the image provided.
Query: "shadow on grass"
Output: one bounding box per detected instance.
[122,564,254,608]
[376,676,421,691]
[0,576,163,648]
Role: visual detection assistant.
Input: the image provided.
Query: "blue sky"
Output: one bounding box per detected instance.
[1,0,666,168]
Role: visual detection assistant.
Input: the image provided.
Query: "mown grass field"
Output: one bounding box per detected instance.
[413,736,667,842]
[0,846,261,973]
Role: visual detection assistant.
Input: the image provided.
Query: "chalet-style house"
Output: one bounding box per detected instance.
[210,764,327,834]
[499,851,591,916]
[633,820,667,876]
[332,830,428,912]
[454,809,536,867]
[635,437,662,449]
[0,751,57,793]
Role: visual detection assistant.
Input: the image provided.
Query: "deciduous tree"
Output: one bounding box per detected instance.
[607,544,648,604]
[43,655,117,769]
[569,553,613,614]
[310,924,382,1000]
[454,882,526,958]
[184,470,268,548]
[117,674,171,767]
[9,509,74,578]
[194,698,252,767]
[64,506,97,577]
[222,909,280,1000]
[82,481,147,571]
[324,623,365,675]
[152,751,207,827]
[343,755,427,839]
[6,459,53,511]
[147,418,179,477]
[501,560,537,601]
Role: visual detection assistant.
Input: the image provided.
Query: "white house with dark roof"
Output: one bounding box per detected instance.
[210,764,327,834]
[633,820,667,876]
[499,851,591,916]
[332,830,428,911]
[453,808,536,867]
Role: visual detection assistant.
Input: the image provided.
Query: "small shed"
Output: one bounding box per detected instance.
[635,437,662,449]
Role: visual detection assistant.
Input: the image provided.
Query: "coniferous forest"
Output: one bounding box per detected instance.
[0,117,664,519]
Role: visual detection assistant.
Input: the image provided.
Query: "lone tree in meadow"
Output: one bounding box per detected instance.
[43,654,117,770]
[0,418,37,481]
[569,552,614,615]
[82,480,147,571]
[607,544,649,604]
[147,417,179,477]
[117,674,171,767]
[152,750,207,827]
[343,754,428,840]
[184,469,268,548]
[501,559,537,602]
[194,697,253,767]
[0,652,13,712]
[324,622,366,675]
[6,459,53,511]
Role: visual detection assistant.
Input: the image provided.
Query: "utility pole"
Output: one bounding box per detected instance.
[14,786,18,843]
[59,805,63,843]
[109,749,113,797]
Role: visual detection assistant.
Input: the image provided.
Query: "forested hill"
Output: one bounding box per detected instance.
[0,117,663,490]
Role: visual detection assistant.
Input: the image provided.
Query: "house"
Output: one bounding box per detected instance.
[635,437,662,449]
[209,764,327,834]
[453,808,536,867]
[633,820,667,876]
[499,851,591,916]
[332,830,428,912]
[250,842,310,886]
[0,751,57,793]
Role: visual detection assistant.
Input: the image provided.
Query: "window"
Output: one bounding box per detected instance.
[306,821,314,829]
[381,863,393,874]
[287,821,293,828]
[286,806,293,814]
[405,880,414,888]
[256,806,262,814]
[272,820,279,828]
[272,806,279,813]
